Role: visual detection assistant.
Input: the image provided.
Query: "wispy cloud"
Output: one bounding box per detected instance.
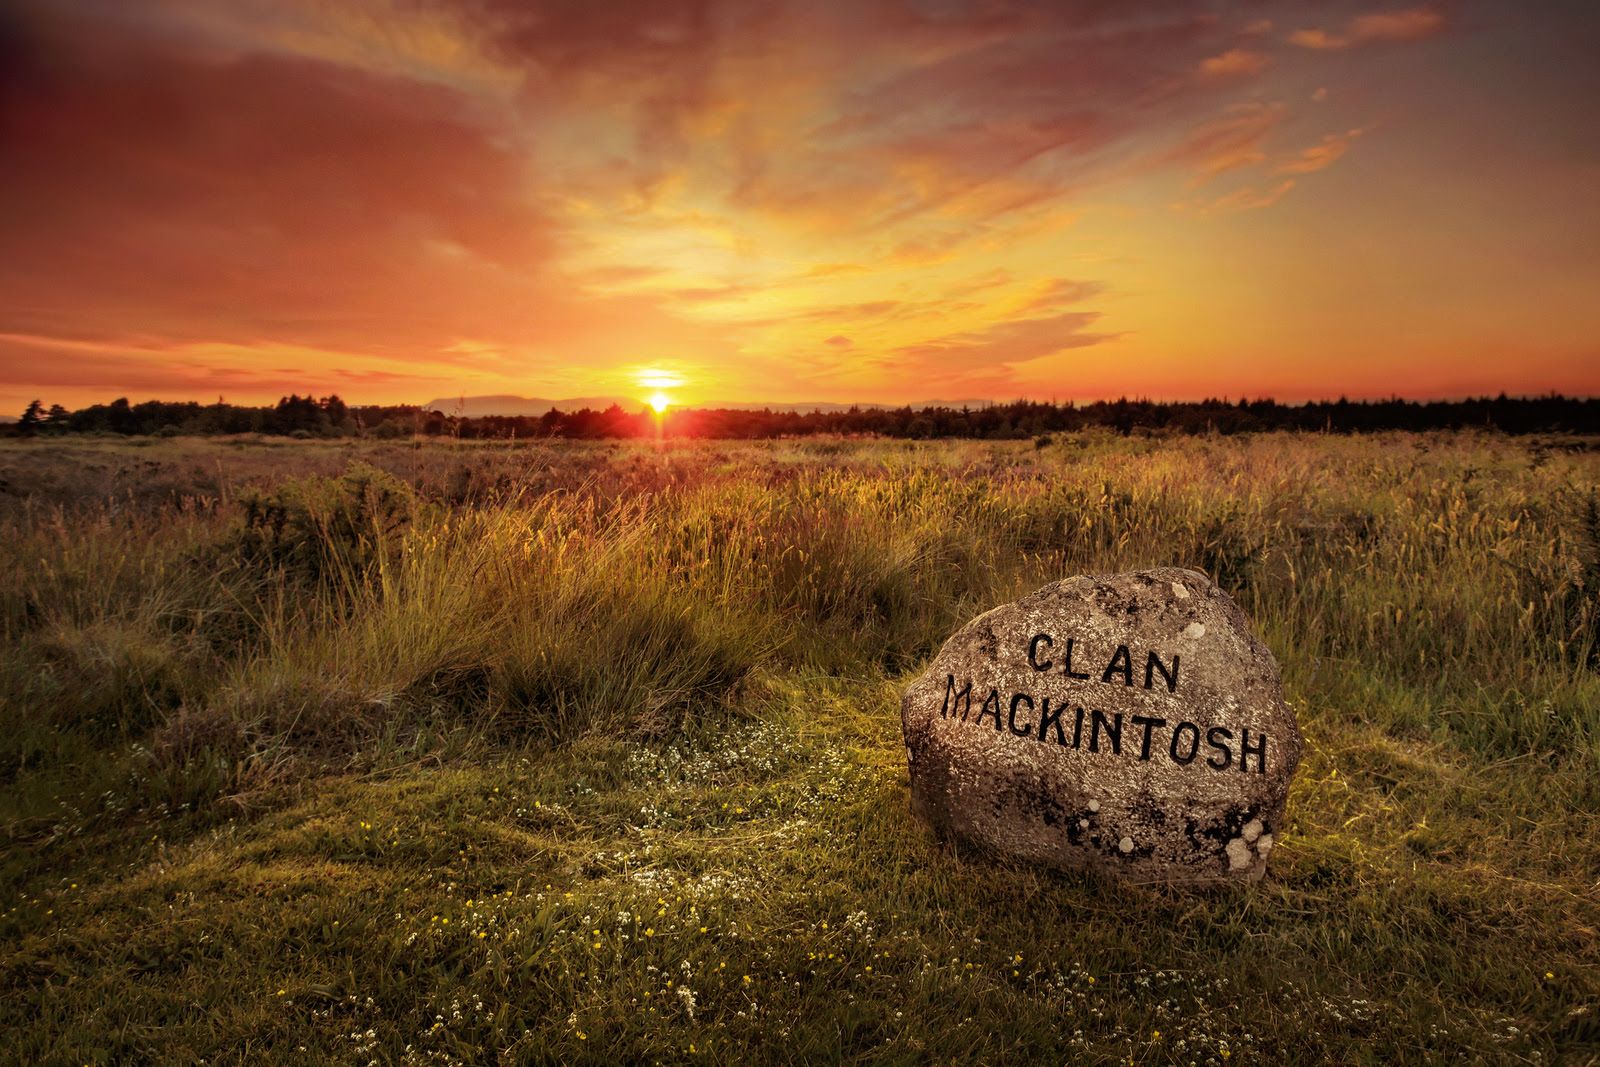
[1166,102,1288,188]
[1275,129,1366,176]
[1290,7,1446,50]
[889,310,1113,376]
[1199,48,1269,79]
[1183,179,1298,216]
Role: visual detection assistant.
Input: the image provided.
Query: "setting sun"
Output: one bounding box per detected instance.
[648,392,670,414]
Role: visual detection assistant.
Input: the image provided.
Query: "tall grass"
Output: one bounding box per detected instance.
[2,433,1596,823]
[2,432,1597,1062]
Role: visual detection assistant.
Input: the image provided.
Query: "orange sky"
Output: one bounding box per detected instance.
[2,0,1597,411]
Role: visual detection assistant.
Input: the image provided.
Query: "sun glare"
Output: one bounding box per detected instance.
[638,367,683,414]
[637,368,684,391]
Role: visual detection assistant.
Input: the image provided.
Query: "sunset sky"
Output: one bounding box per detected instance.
[2,0,1597,411]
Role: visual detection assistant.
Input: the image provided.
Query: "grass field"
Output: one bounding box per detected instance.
[1,433,1597,1065]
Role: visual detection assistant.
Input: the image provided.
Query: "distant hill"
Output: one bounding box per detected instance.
[422,395,998,416]
[421,395,638,417]
[711,399,997,413]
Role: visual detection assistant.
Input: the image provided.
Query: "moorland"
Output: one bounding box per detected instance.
[1,433,1596,1064]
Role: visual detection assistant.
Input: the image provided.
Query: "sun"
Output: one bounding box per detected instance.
[648,392,671,413]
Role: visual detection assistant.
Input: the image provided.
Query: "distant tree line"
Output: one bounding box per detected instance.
[9,392,1600,440]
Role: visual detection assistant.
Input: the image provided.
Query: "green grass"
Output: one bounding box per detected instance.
[1,432,1597,1064]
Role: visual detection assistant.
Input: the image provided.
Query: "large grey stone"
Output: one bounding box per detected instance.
[901,568,1300,884]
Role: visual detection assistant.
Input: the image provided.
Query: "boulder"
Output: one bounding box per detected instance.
[901,568,1300,884]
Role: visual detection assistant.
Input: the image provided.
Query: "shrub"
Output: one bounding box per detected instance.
[231,463,418,583]
[370,420,408,439]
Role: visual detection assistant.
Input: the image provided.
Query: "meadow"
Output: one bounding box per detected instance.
[0,432,1596,1065]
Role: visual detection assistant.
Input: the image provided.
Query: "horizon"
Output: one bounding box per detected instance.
[14,387,1599,423]
[3,2,1598,412]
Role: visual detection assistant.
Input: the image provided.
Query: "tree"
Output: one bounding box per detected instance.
[18,400,44,435]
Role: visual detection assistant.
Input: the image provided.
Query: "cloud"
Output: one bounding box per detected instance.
[0,1,759,398]
[1199,48,1269,79]
[0,333,455,395]
[1163,103,1364,215]
[1349,8,1448,42]
[665,283,764,304]
[1165,102,1288,188]
[1290,7,1445,50]
[1274,128,1365,176]
[0,5,555,347]
[1015,279,1105,316]
[575,264,670,288]
[0,0,1506,407]
[1183,179,1297,215]
[890,310,1113,375]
